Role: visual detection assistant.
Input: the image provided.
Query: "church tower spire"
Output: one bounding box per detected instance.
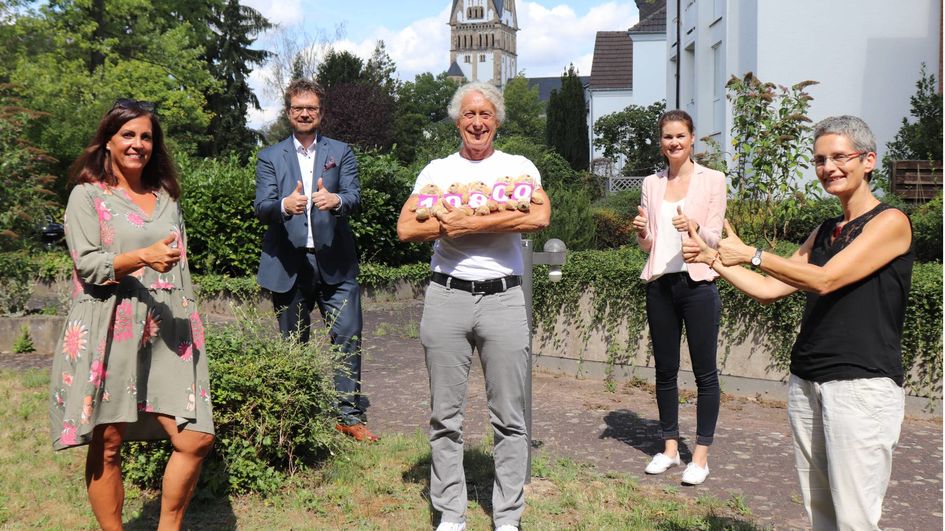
[448,0,518,87]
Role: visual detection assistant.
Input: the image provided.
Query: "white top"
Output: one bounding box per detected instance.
[412,150,542,280]
[650,198,687,278]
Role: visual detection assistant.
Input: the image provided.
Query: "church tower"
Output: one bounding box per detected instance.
[448,0,518,88]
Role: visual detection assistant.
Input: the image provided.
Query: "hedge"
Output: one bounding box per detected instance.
[532,245,943,399]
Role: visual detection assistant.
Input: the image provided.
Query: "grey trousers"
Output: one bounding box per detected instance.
[420,281,530,527]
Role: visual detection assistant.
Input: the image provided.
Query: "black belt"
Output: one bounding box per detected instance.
[304,247,317,254]
[431,272,521,295]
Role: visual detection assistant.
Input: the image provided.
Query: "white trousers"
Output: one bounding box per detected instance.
[787,375,905,531]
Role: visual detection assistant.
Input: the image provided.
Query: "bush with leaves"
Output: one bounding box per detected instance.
[725,73,819,246]
[910,192,943,263]
[876,63,943,194]
[353,150,431,265]
[178,153,265,277]
[533,186,596,251]
[591,189,640,249]
[0,84,60,252]
[593,100,666,177]
[122,308,346,495]
[0,252,36,315]
[533,246,942,398]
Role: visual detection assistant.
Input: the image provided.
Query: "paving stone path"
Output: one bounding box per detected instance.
[3,300,940,530]
[358,301,943,531]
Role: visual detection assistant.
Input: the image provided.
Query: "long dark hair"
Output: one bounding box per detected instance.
[68,100,180,199]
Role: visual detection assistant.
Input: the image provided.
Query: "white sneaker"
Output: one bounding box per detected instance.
[681,462,710,485]
[435,522,466,531]
[644,452,682,474]
[496,526,519,531]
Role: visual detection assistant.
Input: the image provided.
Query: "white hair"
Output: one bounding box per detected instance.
[447,82,506,124]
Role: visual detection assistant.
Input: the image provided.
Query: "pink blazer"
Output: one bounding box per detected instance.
[636,162,727,282]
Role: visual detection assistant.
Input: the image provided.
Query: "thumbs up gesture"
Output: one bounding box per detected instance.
[284,180,308,215]
[311,177,340,211]
[672,205,692,233]
[717,219,753,266]
[142,233,182,272]
[682,220,714,265]
[632,205,648,237]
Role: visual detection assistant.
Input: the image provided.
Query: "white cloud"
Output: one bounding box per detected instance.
[332,5,452,82]
[517,1,638,77]
[241,0,302,29]
[242,2,640,129]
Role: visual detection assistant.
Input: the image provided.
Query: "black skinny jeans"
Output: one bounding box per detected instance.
[646,272,721,446]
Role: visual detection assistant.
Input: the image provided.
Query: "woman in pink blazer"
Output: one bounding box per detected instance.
[632,110,726,485]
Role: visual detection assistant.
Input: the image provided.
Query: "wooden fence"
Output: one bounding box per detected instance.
[891,160,943,202]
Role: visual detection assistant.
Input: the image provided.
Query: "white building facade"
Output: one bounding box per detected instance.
[666,0,942,170]
[588,4,667,176]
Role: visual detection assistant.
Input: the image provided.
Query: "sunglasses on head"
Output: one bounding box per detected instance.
[111,98,158,114]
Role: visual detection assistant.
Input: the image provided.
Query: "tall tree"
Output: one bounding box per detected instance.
[501,74,544,141]
[200,0,272,159]
[7,0,216,170]
[316,50,364,90]
[885,63,943,163]
[363,40,398,98]
[593,100,666,176]
[391,72,459,164]
[545,64,589,171]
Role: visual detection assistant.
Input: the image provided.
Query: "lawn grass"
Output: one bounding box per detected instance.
[0,369,766,529]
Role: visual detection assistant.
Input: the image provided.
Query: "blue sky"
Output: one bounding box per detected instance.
[241,1,641,127]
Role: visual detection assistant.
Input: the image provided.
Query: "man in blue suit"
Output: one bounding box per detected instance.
[254,79,377,442]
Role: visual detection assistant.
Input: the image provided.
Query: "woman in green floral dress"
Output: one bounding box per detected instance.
[49,99,214,530]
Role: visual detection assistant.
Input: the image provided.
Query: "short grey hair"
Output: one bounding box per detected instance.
[813,115,876,154]
[447,82,506,124]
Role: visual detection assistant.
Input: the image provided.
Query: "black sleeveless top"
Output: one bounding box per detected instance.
[789,203,914,386]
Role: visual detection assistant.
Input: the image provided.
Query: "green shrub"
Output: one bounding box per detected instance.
[773,196,842,246]
[12,325,34,353]
[591,190,641,249]
[534,245,943,398]
[353,150,431,266]
[178,153,266,277]
[0,252,35,315]
[533,186,596,251]
[910,192,942,262]
[193,274,261,301]
[122,308,346,495]
[0,85,60,252]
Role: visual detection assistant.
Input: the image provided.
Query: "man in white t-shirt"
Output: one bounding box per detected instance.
[397,82,551,531]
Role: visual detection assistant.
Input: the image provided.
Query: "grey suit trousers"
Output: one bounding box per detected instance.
[420,281,530,527]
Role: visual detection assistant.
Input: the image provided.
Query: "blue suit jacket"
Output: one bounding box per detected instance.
[254,135,360,293]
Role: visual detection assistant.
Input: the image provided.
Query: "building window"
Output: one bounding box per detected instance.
[464,55,471,64]
[479,54,486,62]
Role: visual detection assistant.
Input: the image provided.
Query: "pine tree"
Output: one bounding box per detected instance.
[545,64,589,171]
[200,0,272,159]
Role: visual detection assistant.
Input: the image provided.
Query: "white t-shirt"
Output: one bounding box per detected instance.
[411,150,542,280]
[650,198,688,278]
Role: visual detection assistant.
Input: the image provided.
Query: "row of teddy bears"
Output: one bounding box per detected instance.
[413,175,544,221]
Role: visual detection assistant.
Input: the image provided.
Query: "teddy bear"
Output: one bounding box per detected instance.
[492,176,520,211]
[466,181,498,215]
[507,174,543,213]
[411,183,443,221]
[436,182,474,220]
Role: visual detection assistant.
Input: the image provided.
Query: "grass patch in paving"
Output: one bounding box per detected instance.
[0,369,767,529]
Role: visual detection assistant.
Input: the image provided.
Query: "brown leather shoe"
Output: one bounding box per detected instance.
[335,422,380,442]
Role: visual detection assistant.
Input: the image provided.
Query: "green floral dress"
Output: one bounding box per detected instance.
[49,182,214,450]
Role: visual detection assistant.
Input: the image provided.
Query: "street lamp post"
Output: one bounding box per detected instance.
[521,237,567,482]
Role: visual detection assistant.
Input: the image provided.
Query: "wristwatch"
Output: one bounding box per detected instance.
[751,248,763,267]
